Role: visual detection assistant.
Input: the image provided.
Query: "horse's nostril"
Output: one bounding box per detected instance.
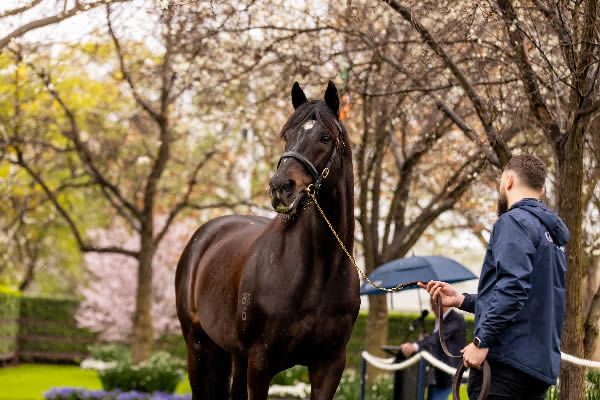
[281,180,295,194]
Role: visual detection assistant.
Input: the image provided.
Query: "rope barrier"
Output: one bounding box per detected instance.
[361,351,423,371]
[561,352,600,369]
[361,350,600,377]
[361,350,470,377]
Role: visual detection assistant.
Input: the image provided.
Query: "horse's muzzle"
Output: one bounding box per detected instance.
[269,175,301,213]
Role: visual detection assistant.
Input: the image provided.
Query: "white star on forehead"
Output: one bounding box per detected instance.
[302,120,316,130]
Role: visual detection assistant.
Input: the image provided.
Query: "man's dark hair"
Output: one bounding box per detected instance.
[505,154,547,191]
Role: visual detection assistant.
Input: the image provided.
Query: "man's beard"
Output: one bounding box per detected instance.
[497,190,508,217]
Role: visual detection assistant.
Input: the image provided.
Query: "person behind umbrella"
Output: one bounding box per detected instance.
[419,154,569,400]
[400,297,466,400]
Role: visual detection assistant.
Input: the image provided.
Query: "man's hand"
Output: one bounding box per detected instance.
[418,280,465,308]
[400,343,417,357]
[461,343,489,368]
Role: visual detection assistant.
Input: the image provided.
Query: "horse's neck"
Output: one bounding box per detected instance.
[294,177,354,273]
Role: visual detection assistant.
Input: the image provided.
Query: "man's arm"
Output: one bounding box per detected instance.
[458,293,476,314]
[475,214,536,348]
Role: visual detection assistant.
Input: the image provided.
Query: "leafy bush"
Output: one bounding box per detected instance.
[43,387,191,400]
[545,372,600,400]
[88,344,131,363]
[98,352,185,393]
[333,369,394,400]
[271,365,310,386]
[589,371,600,390]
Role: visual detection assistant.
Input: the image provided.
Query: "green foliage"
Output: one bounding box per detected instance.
[153,334,187,361]
[17,296,97,362]
[20,296,80,321]
[544,372,600,400]
[87,344,131,363]
[589,370,600,389]
[586,370,600,400]
[333,369,394,400]
[0,287,21,357]
[271,365,310,386]
[98,352,185,393]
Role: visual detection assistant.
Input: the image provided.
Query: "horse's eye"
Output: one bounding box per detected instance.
[320,135,331,144]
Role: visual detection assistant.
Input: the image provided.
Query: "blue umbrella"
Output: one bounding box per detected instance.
[360,255,478,296]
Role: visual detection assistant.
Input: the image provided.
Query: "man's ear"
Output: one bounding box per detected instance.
[539,187,545,198]
[506,173,514,190]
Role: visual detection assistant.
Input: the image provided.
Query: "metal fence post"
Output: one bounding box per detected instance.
[360,356,367,400]
[416,357,427,400]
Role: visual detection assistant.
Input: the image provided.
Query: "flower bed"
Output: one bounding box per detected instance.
[44,388,191,400]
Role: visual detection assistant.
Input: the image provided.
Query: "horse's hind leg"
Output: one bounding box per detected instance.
[185,328,232,400]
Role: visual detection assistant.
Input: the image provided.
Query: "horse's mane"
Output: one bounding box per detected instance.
[279,100,345,145]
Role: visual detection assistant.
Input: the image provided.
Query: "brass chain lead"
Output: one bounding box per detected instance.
[305,187,417,293]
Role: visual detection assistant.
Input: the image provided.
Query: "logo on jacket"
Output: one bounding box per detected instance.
[546,231,566,252]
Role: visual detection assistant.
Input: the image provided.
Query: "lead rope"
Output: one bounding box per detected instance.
[304,186,491,400]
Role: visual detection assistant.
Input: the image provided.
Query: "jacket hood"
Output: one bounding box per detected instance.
[511,198,570,246]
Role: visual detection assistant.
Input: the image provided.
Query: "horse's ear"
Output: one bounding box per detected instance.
[291,81,308,109]
[324,80,339,118]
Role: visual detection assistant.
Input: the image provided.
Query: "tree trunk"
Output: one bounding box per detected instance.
[557,125,586,399]
[18,260,36,292]
[584,283,600,360]
[365,293,389,384]
[131,233,155,363]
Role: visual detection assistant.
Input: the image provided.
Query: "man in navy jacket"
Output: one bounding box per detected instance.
[419,154,569,400]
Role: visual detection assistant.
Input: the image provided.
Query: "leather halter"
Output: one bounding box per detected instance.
[276,119,343,195]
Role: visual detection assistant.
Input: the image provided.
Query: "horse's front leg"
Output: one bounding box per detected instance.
[308,349,347,400]
[246,346,273,400]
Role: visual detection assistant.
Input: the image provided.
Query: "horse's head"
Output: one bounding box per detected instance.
[269,80,344,215]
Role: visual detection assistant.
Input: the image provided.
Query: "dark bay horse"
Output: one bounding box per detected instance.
[175,81,360,400]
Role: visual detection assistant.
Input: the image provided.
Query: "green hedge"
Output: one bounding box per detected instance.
[17,296,98,363]
[0,286,21,359]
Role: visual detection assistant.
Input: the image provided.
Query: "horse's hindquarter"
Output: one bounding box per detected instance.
[175,215,270,353]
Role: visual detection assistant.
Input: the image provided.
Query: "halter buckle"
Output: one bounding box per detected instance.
[304,184,316,196]
[321,168,330,178]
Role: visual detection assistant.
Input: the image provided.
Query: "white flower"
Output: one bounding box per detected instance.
[160,0,170,9]
[268,382,311,398]
[136,156,151,165]
[80,358,117,371]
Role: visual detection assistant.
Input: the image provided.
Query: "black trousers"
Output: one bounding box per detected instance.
[467,359,550,400]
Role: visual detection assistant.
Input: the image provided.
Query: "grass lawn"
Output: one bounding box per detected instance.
[0,363,466,400]
[0,364,192,400]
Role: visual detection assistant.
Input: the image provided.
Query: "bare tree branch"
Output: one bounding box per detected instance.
[382,0,512,166]
[496,0,566,148]
[106,5,161,123]
[0,0,130,50]
[24,60,142,221]
[12,149,139,258]
[0,0,42,19]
